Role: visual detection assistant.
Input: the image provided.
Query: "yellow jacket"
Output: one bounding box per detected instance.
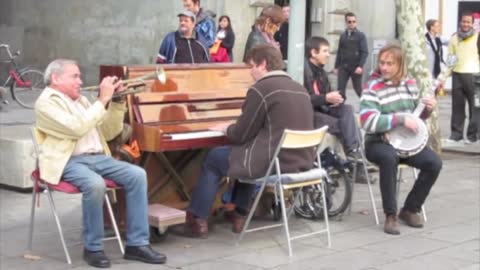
[448,32,479,74]
[35,87,127,184]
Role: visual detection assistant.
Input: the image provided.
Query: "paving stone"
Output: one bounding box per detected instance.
[362,235,452,258]
[377,253,474,270]
[224,242,338,269]
[429,240,480,263]
[271,248,397,270]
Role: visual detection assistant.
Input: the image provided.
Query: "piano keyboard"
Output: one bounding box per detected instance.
[167,130,225,140]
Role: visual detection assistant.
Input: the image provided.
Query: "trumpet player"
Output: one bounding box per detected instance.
[35,59,167,268]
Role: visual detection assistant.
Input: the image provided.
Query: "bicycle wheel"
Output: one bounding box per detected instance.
[11,69,45,109]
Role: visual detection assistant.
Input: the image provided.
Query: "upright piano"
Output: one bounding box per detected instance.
[100,63,253,228]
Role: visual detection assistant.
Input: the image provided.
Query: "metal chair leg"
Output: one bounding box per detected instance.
[360,152,379,225]
[27,185,37,251]
[45,188,72,264]
[320,180,332,248]
[236,179,268,245]
[104,191,124,254]
[278,183,293,256]
[355,127,380,225]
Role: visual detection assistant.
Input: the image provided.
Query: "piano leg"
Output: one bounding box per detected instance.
[153,152,191,201]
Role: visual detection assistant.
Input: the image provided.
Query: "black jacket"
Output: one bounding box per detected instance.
[334,29,368,71]
[219,29,235,61]
[303,60,337,113]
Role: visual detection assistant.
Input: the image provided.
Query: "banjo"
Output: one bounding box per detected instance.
[387,56,457,157]
[386,85,433,158]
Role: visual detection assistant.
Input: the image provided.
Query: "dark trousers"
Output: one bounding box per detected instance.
[337,68,363,98]
[451,72,478,141]
[314,103,360,153]
[365,137,442,215]
[188,146,256,219]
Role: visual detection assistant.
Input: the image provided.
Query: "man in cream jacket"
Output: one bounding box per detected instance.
[35,59,166,268]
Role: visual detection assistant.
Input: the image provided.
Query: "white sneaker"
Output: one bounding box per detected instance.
[443,138,462,144]
[464,139,478,144]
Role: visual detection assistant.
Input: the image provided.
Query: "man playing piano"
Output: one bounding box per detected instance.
[180,44,315,238]
[35,59,167,268]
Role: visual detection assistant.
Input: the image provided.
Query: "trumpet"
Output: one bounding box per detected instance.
[81,66,166,97]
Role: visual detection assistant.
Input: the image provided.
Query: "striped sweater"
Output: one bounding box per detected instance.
[360,74,420,134]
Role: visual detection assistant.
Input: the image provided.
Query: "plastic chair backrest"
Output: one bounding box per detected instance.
[280,126,329,150]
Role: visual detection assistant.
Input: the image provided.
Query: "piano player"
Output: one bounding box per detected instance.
[174,44,316,238]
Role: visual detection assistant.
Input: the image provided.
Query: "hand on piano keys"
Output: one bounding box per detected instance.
[209,122,231,133]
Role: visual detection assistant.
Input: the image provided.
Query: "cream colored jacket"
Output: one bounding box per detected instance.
[35,87,127,184]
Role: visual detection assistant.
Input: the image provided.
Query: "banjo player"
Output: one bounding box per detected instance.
[359,44,443,235]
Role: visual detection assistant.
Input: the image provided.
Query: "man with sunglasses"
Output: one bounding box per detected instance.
[334,12,369,99]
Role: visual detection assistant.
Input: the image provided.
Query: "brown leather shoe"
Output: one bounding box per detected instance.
[384,214,400,235]
[399,208,424,228]
[231,212,247,234]
[177,211,208,238]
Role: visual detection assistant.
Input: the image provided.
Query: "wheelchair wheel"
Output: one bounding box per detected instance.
[325,171,352,217]
[293,170,352,219]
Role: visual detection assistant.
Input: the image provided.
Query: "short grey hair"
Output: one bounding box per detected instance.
[44,59,78,85]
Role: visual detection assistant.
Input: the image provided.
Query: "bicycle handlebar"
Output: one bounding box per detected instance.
[0,44,9,48]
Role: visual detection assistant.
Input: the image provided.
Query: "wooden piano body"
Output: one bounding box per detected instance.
[100,63,253,228]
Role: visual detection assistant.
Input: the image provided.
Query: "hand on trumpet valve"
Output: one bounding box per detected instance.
[98,76,123,105]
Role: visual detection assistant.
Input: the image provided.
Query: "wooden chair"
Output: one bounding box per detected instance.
[236,126,331,257]
[27,127,124,264]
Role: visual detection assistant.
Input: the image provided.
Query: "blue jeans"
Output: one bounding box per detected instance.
[188,146,256,219]
[63,154,149,251]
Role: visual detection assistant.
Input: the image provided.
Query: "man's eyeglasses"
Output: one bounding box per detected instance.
[347,20,356,24]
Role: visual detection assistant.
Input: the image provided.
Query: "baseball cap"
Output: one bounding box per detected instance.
[177,10,196,22]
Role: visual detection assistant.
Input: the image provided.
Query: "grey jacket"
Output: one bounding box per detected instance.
[227,71,315,179]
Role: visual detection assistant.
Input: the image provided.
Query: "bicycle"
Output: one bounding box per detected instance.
[0,44,45,109]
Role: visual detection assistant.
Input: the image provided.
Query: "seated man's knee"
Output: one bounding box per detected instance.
[367,148,398,167]
[128,164,148,187]
[428,155,443,173]
[204,147,229,166]
[84,177,107,197]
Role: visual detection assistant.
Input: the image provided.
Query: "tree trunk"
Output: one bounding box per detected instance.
[395,0,442,154]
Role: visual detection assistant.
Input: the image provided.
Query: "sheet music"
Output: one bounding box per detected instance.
[167,130,225,140]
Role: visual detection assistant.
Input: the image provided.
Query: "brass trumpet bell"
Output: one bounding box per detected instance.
[81,66,167,98]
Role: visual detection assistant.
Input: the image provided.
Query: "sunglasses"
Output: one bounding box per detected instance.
[347,20,356,24]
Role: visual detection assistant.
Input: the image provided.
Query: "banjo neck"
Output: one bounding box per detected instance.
[412,79,439,117]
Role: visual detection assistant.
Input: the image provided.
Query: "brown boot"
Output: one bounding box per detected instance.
[399,208,424,228]
[384,214,400,235]
[181,211,208,238]
[231,212,247,234]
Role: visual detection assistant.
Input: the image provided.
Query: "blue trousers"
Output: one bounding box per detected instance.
[63,154,149,251]
[188,146,256,219]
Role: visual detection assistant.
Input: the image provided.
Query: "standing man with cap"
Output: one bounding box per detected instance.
[156,10,210,64]
[182,0,216,49]
[334,12,369,99]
